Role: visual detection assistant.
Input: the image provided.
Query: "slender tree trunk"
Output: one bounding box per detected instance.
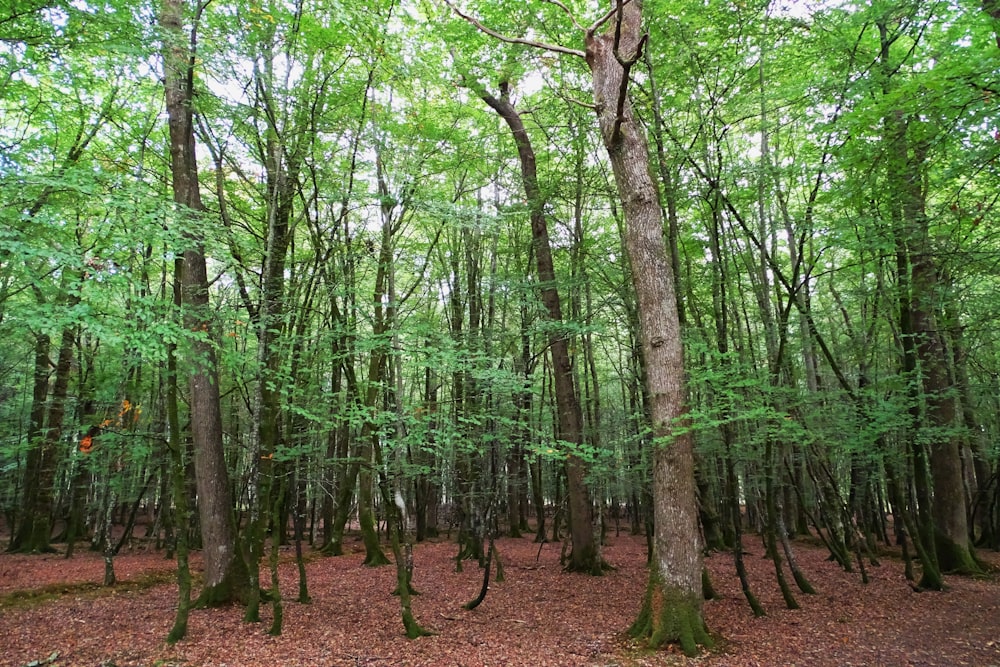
[508,332,530,537]
[476,83,599,574]
[413,360,440,542]
[13,307,77,553]
[166,258,192,642]
[244,76,298,621]
[949,319,995,545]
[705,189,764,613]
[321,288,357,556]
[9,335,52,553]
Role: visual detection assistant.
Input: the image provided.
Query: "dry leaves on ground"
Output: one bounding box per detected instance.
[1,534,998,666]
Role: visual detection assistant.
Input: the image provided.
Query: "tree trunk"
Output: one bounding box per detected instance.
[8,334,52,553]
[878,19,976,575]
[244,67,299,620]
[476,82,598,574]
[160,0,248,606]
[166,257,192,643]
[586,1,710,654]
[12,321,75,553]
[911,244,977,573]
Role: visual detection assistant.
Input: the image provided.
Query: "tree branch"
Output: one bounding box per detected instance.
[585,0,634,38]
[540,0,583,31]
[557,93,597,110]
[609,3,646,144]
[442,0,586,59]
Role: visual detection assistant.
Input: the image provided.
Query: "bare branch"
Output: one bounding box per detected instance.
[442,0,586,59]
[559,94,597,110]
[585,0,633,37]
[607,2,646,144]
[540,0,583,31]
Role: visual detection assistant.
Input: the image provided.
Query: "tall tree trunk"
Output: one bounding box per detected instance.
[160,0,248,606]
[587,1,710,654]
[878,20,977,577]
[8,334,51,552]
[476,83,599,574]
[12,319,76,553]
[910,244,976,573]
[706,189,765,614]
[166,257,193,643]
[320,253,360,556]
[948,318,995,546]
[244,58,300,620]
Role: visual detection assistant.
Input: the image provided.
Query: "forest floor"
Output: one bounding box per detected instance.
[1,531,998,667]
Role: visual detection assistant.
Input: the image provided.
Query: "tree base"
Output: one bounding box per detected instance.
[7,541,58,555]
[935,533,982,576]
[564,543,613,576]
[194,556,252,608]
[363,549,392,567]
[402,610,434,639]
[563,558,614,576]
[392,583,420,596]
[701,567,719,600]
[629,572,714,657]
[319,541,343,557]
[166,620,188,645]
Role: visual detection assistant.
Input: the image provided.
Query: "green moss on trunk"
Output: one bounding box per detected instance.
[359,506,390,567]
[564,540,606,576]
[701,567,719,600]
[934,532,981,575]
[194,551,251,608]
[629,570,713,657]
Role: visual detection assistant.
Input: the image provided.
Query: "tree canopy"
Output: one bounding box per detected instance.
[1,0,999,654]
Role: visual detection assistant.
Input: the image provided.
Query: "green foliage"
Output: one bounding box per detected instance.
[1,0,999,641]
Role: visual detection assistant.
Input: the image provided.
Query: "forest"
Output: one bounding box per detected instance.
[1,0,999,664]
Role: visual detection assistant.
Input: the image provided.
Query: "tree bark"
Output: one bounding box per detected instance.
[8,334,51,553]
[12,319,75,553]
[983,0,1000,49]
[244,56,300,620]
[160,0,248,606]
[586,0,710,654]
[878,20,977,578]
[476,83,599,574]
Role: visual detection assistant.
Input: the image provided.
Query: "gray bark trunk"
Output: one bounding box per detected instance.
[586,0,708,653]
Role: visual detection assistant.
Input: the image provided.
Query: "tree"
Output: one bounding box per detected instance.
[445,0,710,652]
[470,79,600,574]
[586,2,710,654]
[877,12,978,579]
[159,0,249,607]
[4,0,1000,655]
